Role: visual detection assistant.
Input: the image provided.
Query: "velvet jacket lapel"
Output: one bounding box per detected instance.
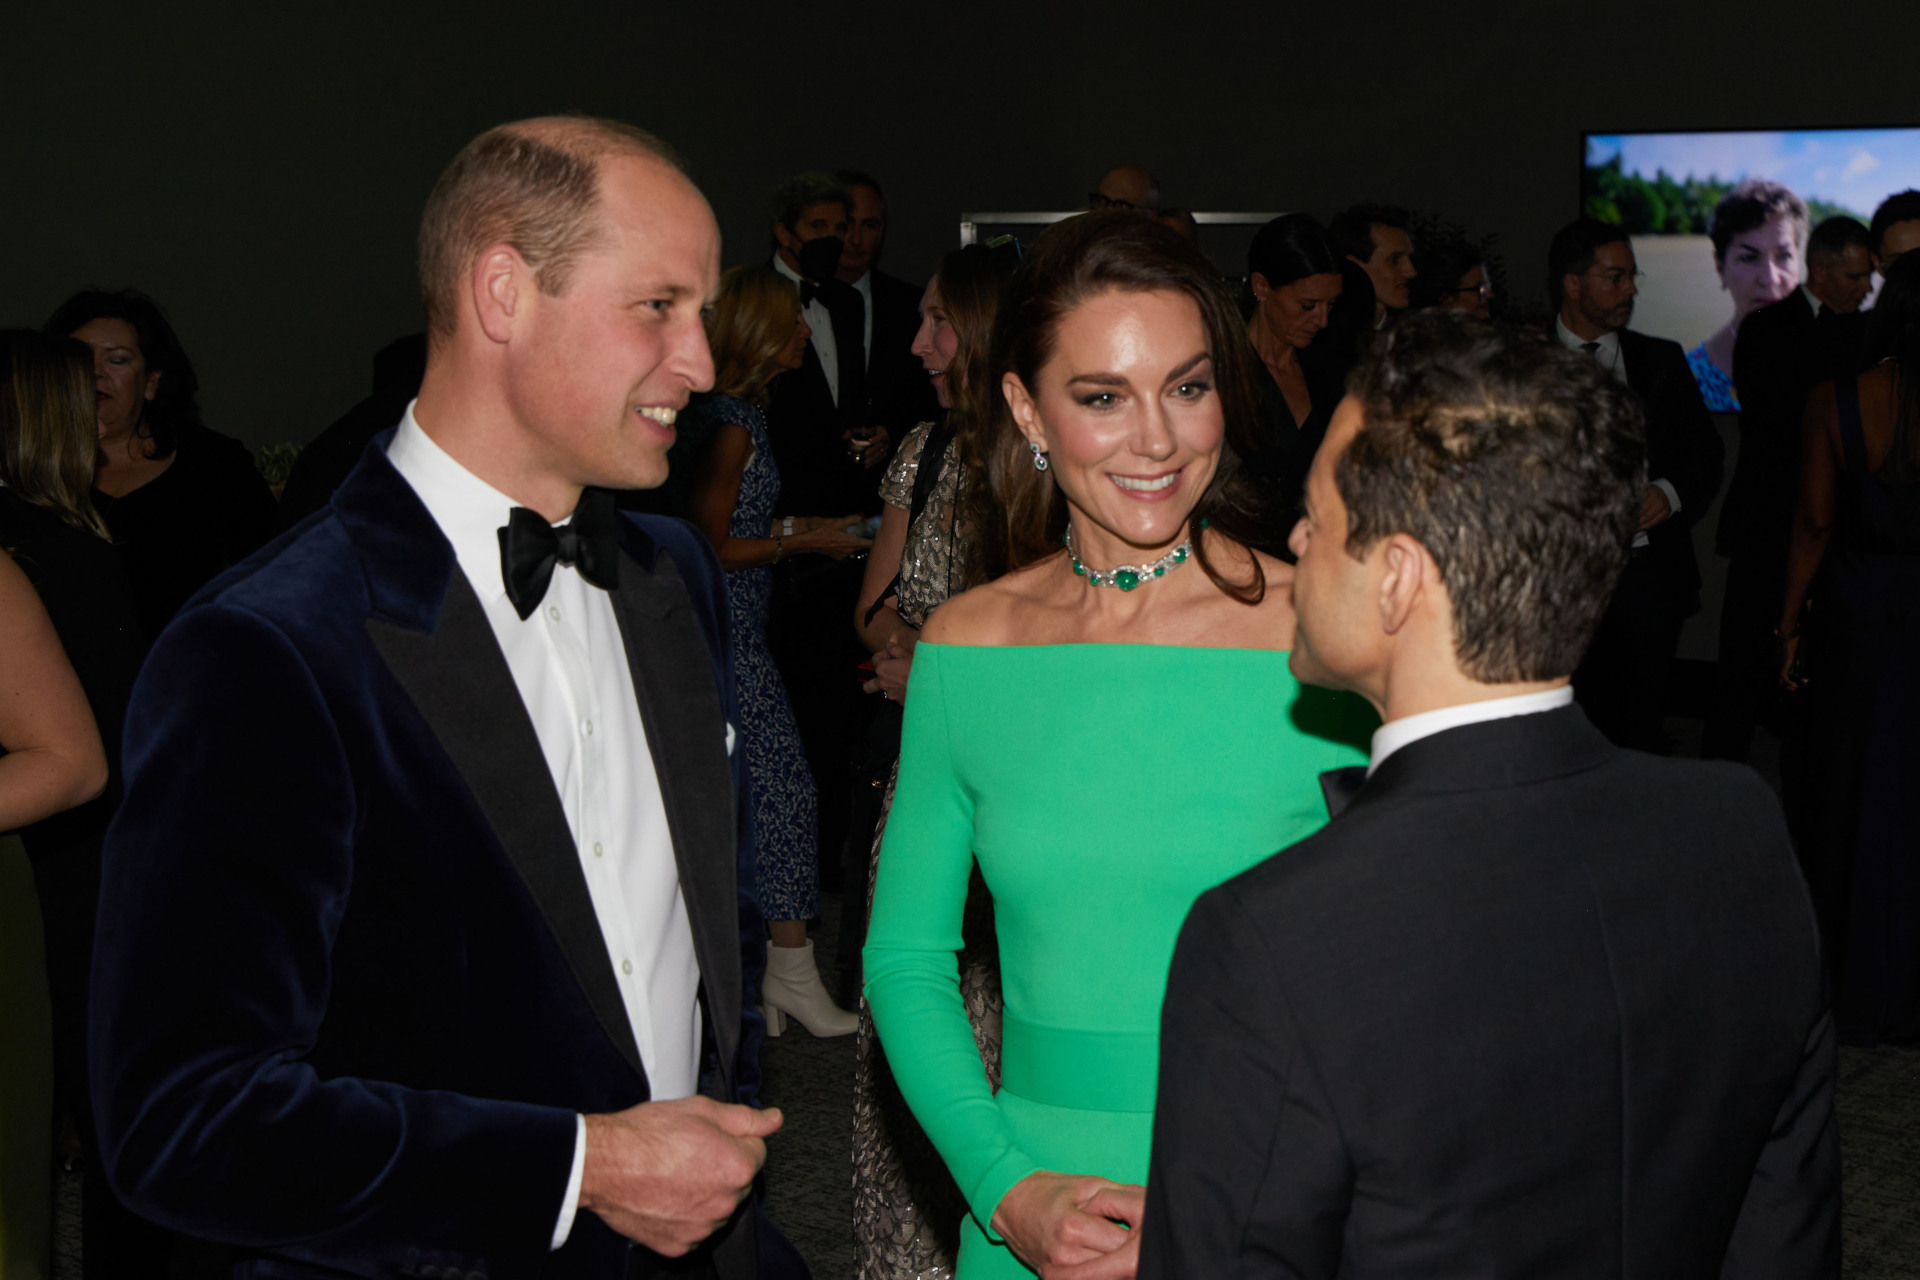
[341,442,649,1087]
[608,529,743,1094]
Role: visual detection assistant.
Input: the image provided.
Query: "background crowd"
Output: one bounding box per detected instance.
[3,142,1918,1279]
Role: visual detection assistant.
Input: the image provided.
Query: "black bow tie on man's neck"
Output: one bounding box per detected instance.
[498,487,620,620]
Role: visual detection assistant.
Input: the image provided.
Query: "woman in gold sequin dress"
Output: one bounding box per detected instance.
[850,241,1019,1279]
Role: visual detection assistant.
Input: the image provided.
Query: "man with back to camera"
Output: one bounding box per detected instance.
[1869,188,1920,273]
[1549,217,1722,752]
[1705,215,1874,762]
[1138,312,1839,1280]
[1328,203,1417,327]
[88,117,790,1280]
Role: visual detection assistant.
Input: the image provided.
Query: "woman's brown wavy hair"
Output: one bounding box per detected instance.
[975,210,1281,602]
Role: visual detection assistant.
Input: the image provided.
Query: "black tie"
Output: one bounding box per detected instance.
[1580,341,1601,358]
[498,488,620,621]
[1319,765,1369,819]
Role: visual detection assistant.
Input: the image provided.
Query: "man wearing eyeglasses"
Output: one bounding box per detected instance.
[1089,163,1160,217]
[1549,217,1724,753]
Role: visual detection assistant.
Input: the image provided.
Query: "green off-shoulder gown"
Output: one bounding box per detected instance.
[864,642,1372,1278]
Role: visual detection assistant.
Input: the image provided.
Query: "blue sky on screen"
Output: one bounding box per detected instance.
[1587,129,1920,216]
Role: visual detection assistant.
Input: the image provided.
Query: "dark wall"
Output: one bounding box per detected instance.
[5,0,1917,452]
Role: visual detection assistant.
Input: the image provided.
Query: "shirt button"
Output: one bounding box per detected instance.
[592,842,604,858]
[546,605,561,622]
[621,959,633,976]
[582,718,594,737]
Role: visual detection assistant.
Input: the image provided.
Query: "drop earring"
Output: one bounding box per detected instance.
[1029,441,1050,472]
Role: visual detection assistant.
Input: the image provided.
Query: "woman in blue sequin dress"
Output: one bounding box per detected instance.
[684,265,872,1036]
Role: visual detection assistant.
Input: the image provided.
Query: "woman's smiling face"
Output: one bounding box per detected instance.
[1004,286,1224,555]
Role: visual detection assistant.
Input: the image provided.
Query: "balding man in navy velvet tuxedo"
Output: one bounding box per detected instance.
[90,119,788,1280]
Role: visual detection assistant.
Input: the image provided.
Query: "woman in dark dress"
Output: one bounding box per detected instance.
[47,289,276,637]
[1245,215,1348,527]
[0,330,156,1276]
[684,265,872,1036]
[1779,252,1920,1046]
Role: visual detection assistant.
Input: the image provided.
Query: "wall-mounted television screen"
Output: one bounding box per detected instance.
[1581,127,1920,410]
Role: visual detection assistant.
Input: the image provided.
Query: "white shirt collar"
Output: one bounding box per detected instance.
[1368,685,1575,775]
[384,399,543,605]
[771,253,804,288]
[851,270,872,302]
[1802,284,1826,318]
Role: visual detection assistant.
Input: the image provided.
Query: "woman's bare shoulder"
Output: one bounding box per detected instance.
[921,557,1063,646]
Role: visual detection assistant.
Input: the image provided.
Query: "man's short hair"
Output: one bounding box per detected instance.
[1338,311,1646,682]
[1328,204,1411,264]
[1807,215,1872,265]
[771,171,852,233]
[417,117,682,343]
[1869,189,1920,258]
[835,169,884,200]
[1546,218,1632,309]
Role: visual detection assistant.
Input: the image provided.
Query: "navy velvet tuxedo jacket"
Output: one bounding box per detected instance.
[91,439,766,1280]
[1140,707,1838,1279]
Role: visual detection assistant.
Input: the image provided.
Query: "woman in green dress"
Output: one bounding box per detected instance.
[864,211,1371,1280]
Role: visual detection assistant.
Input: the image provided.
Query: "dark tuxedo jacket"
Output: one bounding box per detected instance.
[764,266,936,517]
[91,439,768,1280]
[1616,327,1724,610]
[1140,707,1838,1280]
[1719,294,1866,562]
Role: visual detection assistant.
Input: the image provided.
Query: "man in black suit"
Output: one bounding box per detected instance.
[1139,312,1838,1280]
[1705,216,1873,760]
[1549,218,1723,751]
[90,118,789,1280]
[836,169,941,455]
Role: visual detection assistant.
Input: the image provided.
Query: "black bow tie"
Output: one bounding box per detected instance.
[498,488,620,620]
[1319,765,1369,819]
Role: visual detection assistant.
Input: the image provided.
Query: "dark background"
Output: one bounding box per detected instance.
[6,0,1918,452]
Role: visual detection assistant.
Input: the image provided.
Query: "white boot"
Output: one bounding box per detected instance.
[761,939,859,1037]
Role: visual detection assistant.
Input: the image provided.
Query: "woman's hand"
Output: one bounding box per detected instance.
[862,636,914,703]
[989,1172,1144,1279]
[1779,628,1804,691]
[788,514,872,561]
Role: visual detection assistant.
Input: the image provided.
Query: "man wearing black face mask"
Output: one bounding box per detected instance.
[766,172,883,517]
[762,171,877,895]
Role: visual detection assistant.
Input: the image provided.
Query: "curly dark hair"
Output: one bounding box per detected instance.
[979,209,1281,602]
[44,288,202,459]
[1338,310,1647,681]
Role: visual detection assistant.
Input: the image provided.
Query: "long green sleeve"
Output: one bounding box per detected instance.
[865,645,1037,1231]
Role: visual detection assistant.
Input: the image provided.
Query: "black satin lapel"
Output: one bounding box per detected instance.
[367,570,647,1084]
[609,551,742,1087]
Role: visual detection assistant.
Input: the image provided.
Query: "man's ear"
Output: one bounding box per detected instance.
[1561,271,1581,311]
[471,245,528,345]
[773,222,800,258]
[1002,372,1046,452]
[1376,533,1431,636]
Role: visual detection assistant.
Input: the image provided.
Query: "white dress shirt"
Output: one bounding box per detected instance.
[771,255,874,407]
[1556,318,1680,548]
[1802,284,1827,318]
[1368,685,1575,775]
[386,404,702,1249]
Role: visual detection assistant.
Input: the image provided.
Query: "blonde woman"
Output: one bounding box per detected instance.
[684,266,871,1035]
[1,329,150,1272]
